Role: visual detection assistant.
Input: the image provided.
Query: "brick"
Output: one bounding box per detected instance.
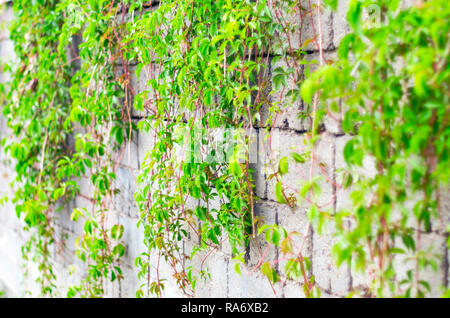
[112,166,139,218]
[246,200,278,269]
[276,280,305,298]
[277,204,313,281]
[228,268,277,297]
[393,232,447,297]
[335,134,377,212]
[193,253,229,297]
[332,0,351,49]
[312,221,351,296]
[128,63,164,118]
[137,127,156,166]
[260,129,334,210]
[303,51,343,135]
[120,264,141,298]
[118,215,146,268]
[258,56,310,132]
[435,187,450,234]
[259,128,310,203]
[268,0,334,54]
[258,47,341,137]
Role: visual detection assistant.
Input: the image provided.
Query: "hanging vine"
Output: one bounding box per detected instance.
[299,0,450,297]
[127,0,280,297]
[1,0,132,297]
[2,0,74,296]
[0,0,448,298]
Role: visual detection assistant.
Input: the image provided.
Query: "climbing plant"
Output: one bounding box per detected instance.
[127,0,279,297]
[299,0,450,297]
[60,0,132,297]
[2,0,74,296]
[249,0,449,298]
[0,0,448,298]
[1,0,131,297]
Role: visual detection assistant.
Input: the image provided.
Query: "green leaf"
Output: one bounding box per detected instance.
[84,220,93,235]
[278,156,289,175]
[402,234,416,251]
[347,0,362,31]
[323,0,338,11]
[291,152,306,163]
[275,182,287,204]
[271,228,280,245]
[261,262,279,283]
[234,263,241,275]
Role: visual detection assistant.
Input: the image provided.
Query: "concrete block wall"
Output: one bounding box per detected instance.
[0,0,448,298]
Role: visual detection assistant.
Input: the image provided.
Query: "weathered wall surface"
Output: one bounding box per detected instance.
[0,0,448,298]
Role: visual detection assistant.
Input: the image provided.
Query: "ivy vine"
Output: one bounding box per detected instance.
[0,0,448,298]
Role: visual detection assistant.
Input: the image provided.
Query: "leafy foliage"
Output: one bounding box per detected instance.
[0,0,448,298]
[1,0,131,297]
[128,0,277,297]
[301,0,450,297]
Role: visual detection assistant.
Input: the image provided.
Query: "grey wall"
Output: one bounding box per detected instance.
[0,0,448,298]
